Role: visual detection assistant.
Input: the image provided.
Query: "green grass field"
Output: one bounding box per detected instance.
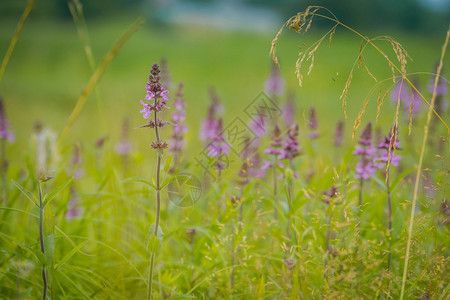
[0,7,449,299]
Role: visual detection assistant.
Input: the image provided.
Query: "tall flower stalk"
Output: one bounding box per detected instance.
[353,122,376,207]
[139,63,170,300]
[0,97,14,203]
[375,125,401,270]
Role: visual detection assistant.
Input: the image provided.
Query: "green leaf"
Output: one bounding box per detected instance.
[147,235,160,253]
[147,223,164,253]
[390,168,413,192]
[372,176,388,191]
[164,154,174,173]
[12,180,38,207]
[43,178,73,208]
[44,234,55,263]
[19,244,47,266]
[122,177,157,190]
[55,240,88,270]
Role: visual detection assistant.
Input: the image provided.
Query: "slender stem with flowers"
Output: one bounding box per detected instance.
[139,63,170,300]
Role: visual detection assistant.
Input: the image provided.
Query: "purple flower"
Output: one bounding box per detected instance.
[308,107,319,139]
[334,121,344,147]
[206,118,230,157]
[248,111,268,137]
[375,125,402,169]
[282,95,296,127]
[391,79,422,116]
[200,88,223,141]
[428,74,448,97]
[170,84,187,153]
[139,63,170,119]
[279,123,301,160]
[353,122,376,180]
[0,97,14,142]
[264,62,285,96]
[264,124,283,156]
[66,188,84,220]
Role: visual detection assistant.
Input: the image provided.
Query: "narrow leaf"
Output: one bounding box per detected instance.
[12,180,38,207]
[122,177,157,190]
[164,154,174,173]
[55,240,88,270]
[43,178,73,208]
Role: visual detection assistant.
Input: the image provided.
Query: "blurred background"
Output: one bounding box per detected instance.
[0,0,448,165]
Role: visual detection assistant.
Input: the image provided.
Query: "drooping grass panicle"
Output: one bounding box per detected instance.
[271,6,449,132]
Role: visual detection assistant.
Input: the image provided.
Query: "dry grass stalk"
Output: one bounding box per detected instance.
[0,0,35,85]
[59,17,145,144]
[352,98,370,140]
[400,27,450,300]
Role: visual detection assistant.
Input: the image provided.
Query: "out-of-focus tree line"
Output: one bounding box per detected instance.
[0,0,448,34]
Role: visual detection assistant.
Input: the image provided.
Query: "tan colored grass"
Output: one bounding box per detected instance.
[400,27,450,300]
[59,17,145,145]
[0,0,35,85]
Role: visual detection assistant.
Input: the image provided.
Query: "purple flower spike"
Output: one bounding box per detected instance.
[375,125,402,169]
[353,122,376,180]
[264,62,285,96]
[0,97,14,142]
[308,107,319,139]
[391,79,422,116]
[282,94,296,127]
[334,121,344,147]
[279,123,301,160]
[200,88,223,141]
[139,63,170,119]
[170,84,187,153]
[207,118,230,157]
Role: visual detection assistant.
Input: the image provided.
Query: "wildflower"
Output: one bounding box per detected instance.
[323,184,338,204]
[206,118,230,158]
[428,72,448,97]
[375,125,402,169]
[0,97,14,142]
[279,123,301,160]
[139,63,170,120]
[334,121,344,147]
[391,79,421,116]
[282,94,296,127]
[200,88,223,141]
[264,62,285,97]
[115,118,132,156]
[353,122,376,180]
[248,109,268,137]
[284,258,296,270]
[170,84,187,153]
[308,107,319,139]
[160,57,172,90]
[229,195,241,208]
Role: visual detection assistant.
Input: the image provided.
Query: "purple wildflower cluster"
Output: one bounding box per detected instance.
[200,88,224,141]
[139,64,170,120]
[0,98,14,142]
[139,63,170,150]
[308,107,319,139]
[279,123,301,160]
[353,123,402,180]
[353,123,376,180]
[375,125,401,169]
[264,62,285,97]
[391,79,421,116]
[170,84,187,153]
[200,89,229,171]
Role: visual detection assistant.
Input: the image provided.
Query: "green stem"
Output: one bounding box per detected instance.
[148,101,162,300]
[38,182,47,300]
[386,170,392,271]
